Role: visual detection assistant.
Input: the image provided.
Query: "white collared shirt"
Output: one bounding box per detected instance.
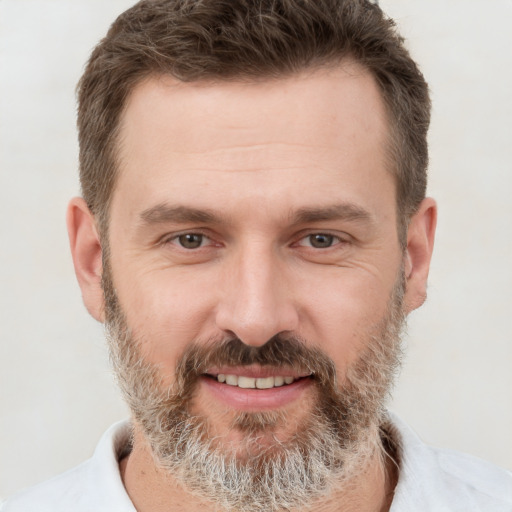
[2,414,511,511]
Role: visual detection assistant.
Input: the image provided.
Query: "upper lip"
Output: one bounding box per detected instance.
[205,365,312,379]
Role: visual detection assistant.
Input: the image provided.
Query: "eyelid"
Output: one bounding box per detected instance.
[293,231,349,248]
[161,229,214,248]
[158,229,350,249]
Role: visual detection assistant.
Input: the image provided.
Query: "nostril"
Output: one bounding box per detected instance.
[214,282,299,347]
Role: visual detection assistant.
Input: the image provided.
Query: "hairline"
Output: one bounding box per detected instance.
[96,62,411,249]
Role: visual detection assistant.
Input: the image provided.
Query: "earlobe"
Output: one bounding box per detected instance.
[403,197,437,313]
[66,197,105,322]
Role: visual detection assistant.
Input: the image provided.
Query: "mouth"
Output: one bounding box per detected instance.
[201,367,314,410]
[208,373,305,389]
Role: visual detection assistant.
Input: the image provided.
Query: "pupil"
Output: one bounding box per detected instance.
[310,234,333,248]
[179,234,202,249]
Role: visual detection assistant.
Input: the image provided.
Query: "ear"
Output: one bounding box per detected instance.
[403,197,437,313]
[67,197,105,322]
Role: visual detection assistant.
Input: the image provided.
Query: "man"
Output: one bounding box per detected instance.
[2,0,510,511]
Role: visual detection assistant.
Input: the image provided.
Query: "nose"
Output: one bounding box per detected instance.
[215,244,299,347]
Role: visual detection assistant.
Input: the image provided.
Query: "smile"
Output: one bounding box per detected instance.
[215,374,298,389]
[202,367,314,409]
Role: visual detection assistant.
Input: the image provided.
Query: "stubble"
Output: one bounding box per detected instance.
[103,260,405,512]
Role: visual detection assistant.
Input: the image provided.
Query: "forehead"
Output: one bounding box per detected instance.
[113,63,393,223]
[119,63,389,155]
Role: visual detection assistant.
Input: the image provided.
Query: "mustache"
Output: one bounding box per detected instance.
[174,335,338,393]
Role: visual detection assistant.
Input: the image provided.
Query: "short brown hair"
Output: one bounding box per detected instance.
[77,0,430,241]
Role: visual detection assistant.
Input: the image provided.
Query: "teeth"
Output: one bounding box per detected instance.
[225,375,238,386]
[274,376,284,387]
[216,374,299,388]
[256,377,274,389]
[238,376,256,389]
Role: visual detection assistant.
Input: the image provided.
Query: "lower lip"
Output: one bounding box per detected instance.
[201,375,313,411]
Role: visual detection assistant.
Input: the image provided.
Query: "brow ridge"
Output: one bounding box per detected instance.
[291,203,373,225]
[138,202,373,228]
[139,204,220,225]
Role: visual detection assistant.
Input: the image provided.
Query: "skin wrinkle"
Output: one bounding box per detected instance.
[117,70,387,168]
[145,141,342,155]
[85,67,433,512]
[68,2,438,509]
[128,215,388,281]
[104,254,405,512]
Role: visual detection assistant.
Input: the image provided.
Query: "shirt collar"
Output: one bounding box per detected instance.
[87,420,136,511]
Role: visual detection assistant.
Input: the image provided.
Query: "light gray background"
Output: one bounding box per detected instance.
[1,0,511,500]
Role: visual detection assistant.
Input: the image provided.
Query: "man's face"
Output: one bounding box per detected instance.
[104,63,406,496]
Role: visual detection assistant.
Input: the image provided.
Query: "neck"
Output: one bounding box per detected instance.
[120,426,398,512]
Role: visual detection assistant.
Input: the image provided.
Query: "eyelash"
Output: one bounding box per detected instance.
[163,231,347,251]
[295,233,344,249]
[164,232,213,250]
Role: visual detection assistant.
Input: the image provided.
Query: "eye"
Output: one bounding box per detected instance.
[174,233,209,249]
[298,233,340,249]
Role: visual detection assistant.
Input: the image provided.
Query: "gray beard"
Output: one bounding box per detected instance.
[103,265,405,512]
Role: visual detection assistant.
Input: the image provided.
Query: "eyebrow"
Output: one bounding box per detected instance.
[139,204,221,225]
[138,202,374,228]
[290,203,374,225]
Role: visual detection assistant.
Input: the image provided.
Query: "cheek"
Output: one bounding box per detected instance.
[298,270,393,369]
[114,266,219,370]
